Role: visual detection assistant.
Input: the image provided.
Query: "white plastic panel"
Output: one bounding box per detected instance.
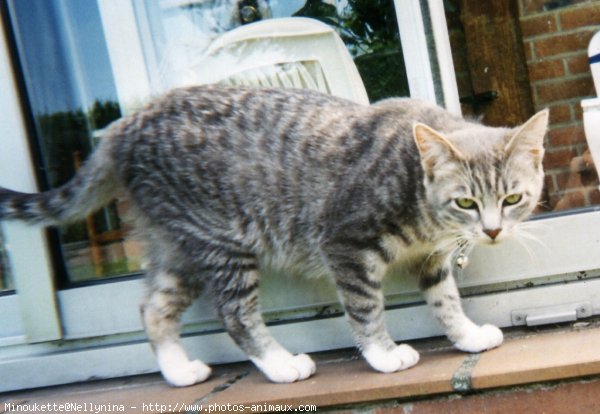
[0,10,61,343]
[97,0,152,114]
[394,0,436,103]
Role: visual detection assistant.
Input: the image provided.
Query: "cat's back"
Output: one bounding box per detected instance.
[112,86,366,163]
[107,86,435,206]
[158,85,360,137]
[107,86,377,222]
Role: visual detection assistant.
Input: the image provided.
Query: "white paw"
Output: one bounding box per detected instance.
[161,359,212,387]
[252,349,316,383]
[156,343,211,387]
[454,324,503,353]
[363,343,420,373]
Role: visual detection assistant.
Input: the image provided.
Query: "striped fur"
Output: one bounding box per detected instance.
[0,86,547,385]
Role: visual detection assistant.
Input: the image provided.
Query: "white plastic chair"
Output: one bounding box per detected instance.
[190,17,370,105]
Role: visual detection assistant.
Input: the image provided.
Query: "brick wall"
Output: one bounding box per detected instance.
[518,0,599,210]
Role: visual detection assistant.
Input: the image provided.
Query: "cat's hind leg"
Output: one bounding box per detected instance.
[141,269,211,387]
[212,257,316,383]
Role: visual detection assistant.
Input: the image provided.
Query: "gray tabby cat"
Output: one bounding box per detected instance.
[0,86,548,386]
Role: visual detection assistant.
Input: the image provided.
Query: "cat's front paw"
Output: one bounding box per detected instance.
[156,343,212,387]
[252,350,316,383]
[161,359,212,387]
[454,324,503,353]
[363,343,420,373]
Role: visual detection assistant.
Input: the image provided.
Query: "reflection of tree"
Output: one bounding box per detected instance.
[293,0,339,27]
[293,0,408,101]
[294,0,400,56]
[37,101,120,188]
[36,101,121,243]
[90,100,121,130]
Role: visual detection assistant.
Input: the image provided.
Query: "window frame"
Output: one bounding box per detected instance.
[0,17,61,345]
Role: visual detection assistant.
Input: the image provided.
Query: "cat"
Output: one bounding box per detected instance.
[0,85,548,386]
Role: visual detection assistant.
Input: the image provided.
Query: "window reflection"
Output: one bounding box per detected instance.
[293,0,409,101]
[137,0,408,100]
[6,0,137,283]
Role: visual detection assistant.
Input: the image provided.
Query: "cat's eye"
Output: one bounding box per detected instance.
[503,194,522,206]
[455,198,477,209]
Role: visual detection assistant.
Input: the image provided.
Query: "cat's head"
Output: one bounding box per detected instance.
[413,109,548,245]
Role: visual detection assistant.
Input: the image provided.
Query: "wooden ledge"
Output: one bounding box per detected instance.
[3,323,600,413]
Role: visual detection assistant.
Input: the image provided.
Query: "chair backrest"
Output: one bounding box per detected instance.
[190,17,369,105]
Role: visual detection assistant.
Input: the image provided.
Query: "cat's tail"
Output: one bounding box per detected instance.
[0,141,118,226]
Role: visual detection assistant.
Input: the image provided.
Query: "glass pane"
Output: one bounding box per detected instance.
[5,0,143,284]
[292,0,409,101]
[136,0,409,101]
[445,0,600,216]
[5,0,409,286]
[0,228,13,291]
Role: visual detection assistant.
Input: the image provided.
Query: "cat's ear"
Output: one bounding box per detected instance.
[504,109,548,168]
[413,123,465,177]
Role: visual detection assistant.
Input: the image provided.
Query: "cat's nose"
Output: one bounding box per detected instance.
[483,228,501,240]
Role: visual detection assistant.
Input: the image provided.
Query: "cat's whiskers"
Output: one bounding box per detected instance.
[509,221,548,262]
[515,221,549,248]
[511,233,538,262]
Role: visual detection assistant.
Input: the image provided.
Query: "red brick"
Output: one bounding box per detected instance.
[536,77,595,103]
[527,58,565,81]
[548,103,572,124]
[525,40,534,61]
[520,14,558,38]
[547,124,586,147]
[560,4,600,30]
[567,53,592,75]
[535,30,597,58]
[575,103,584,122]
[543,148,578,169]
